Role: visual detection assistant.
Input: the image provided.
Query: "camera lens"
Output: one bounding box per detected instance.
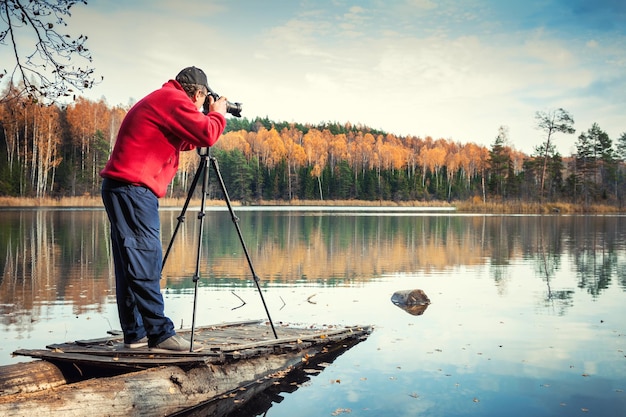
[226,101,243,118]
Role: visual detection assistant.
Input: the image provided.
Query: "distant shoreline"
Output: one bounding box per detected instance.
[0,196,623,214]
[0,196,453,208]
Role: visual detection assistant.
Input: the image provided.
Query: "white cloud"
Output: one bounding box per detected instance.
[407,0,438,11]
[1,0,624,153]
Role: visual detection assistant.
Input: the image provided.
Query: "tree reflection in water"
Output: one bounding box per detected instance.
[1,210,625,332]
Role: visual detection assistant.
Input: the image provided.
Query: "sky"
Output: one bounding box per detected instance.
[4,0,626,155]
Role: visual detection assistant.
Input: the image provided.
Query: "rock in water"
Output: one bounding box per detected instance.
[391,289,430,316]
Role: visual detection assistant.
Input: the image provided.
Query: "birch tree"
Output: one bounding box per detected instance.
[535,108,575,197]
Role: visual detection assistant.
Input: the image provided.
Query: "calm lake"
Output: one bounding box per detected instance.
[1,208,625,416]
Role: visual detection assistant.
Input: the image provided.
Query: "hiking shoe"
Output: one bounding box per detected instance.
[124,336,148,349]
[153,334,203,352]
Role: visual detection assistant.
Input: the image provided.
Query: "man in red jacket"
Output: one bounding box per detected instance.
[100,66,228,351]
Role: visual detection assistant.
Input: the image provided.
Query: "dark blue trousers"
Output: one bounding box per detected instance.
[101,178,175,346]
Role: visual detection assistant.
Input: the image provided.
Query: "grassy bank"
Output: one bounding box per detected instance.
[0,196,622,214]
[453,200,623,214]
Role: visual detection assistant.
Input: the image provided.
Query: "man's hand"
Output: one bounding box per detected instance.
[208,95,228,116]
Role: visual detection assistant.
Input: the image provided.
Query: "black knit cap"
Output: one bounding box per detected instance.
[175,66,209,90]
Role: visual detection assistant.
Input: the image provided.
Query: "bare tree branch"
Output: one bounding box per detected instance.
[0,0,100,104]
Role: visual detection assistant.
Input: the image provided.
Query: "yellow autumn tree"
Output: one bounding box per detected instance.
[303,128,329,200]
[281,126,307,200]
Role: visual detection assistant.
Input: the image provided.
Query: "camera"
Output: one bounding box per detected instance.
[203,89,242,118]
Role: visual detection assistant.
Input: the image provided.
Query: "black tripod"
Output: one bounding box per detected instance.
[162,148,278,351]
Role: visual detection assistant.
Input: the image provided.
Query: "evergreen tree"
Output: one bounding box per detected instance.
[615,132,626,161]
[488,126,511,198]
[574,125,600,204]
[614,132,626,206]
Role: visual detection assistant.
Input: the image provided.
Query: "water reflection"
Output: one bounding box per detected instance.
[1,209,625,416]
[174,336,364,417]
[1,210,626,332]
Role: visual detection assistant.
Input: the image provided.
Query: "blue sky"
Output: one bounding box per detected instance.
[5,0,626,154]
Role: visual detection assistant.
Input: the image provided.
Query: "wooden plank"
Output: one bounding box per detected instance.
[75,320,264,346]
[219,326,368,352]
[11,349,210,368]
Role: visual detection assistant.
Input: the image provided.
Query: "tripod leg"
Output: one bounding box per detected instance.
[210,156,278,339]
[189,155,211,351]
[162,159,204,271]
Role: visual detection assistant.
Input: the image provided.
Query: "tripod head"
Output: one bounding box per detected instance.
[197,147,210,157]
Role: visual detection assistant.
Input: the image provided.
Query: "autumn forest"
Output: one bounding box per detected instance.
[1,89,626,207]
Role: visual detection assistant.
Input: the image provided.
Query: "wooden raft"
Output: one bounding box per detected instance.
[12,320,369,371]
[0,320,372,417]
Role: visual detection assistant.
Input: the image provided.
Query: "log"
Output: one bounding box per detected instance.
[0,361,67,396]
[0,346,317,417]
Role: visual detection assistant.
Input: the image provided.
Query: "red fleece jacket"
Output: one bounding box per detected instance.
[100,80,226,197]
